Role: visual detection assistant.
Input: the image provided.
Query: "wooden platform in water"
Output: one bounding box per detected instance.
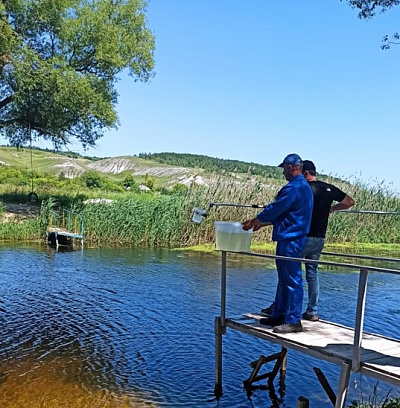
[47,227,83,239]
[47,227,83,249]
[227,313,400,387]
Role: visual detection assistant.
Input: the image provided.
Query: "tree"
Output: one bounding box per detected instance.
[83,170,104,188]
[123,173,136,188]
[144,173,155,190]
[343,1,400,49]
[343,0,400,19]
[0,0,155,149]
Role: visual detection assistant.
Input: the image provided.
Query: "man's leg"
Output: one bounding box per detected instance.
[303,237,325,316]
[275,238,305,324]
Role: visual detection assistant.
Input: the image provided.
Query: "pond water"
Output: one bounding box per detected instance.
[1,244,400,407]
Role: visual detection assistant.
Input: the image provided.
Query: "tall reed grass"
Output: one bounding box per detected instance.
[1,174,400,247]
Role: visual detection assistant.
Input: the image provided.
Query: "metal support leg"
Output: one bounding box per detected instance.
[298,396,309,408]
[214,316,226,397]
[353,269,368,371]
[269,347,287,384]
[335,362,351,408]
[281,346,287,375]
[313,367,337,405]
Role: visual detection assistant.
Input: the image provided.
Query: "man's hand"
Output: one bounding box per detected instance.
[242,218,265,232]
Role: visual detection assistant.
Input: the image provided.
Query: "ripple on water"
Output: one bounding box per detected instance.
[0,246,399,407]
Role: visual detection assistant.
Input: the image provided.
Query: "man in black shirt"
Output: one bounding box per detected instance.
[301,160,355,321]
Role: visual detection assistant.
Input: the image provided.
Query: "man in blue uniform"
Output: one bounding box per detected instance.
[243,153,313,334]
[301,160,355,321]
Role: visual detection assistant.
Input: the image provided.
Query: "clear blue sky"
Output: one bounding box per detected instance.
[41,1,400,191]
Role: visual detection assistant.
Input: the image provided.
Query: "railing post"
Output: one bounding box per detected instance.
[215,251,227,397]
[352,268,368,371]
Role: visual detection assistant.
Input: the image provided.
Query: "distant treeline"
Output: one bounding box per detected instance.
[139,152,283,178]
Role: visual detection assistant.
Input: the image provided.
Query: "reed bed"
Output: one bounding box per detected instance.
[180,174,400,247]
[1,174,400,247]
[81,195,188,246]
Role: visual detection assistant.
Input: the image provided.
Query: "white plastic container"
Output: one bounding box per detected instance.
[214,221,253,252]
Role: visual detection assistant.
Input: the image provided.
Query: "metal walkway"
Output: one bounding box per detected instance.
[214,251,400,408]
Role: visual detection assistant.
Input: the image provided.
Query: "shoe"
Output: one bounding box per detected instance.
[260,303,275,316]
[273,322,303,333]
[302,312,319,322]
[259,316,284,326]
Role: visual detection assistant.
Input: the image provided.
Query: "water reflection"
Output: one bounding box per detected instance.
[0,244,399,407]
[245,373,287,408]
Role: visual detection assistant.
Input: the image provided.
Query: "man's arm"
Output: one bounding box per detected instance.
[330,195,355,213]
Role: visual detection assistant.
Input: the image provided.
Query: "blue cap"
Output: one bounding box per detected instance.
[278,153,302,167]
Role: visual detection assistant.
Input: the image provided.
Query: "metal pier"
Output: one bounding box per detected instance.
[214,250,400,408]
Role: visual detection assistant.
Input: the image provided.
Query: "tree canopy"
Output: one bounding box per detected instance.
[343,0,400,49]
[0,0,155,149]
[343,0,400,19]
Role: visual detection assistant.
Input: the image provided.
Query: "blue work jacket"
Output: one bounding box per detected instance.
[256,174,313,241]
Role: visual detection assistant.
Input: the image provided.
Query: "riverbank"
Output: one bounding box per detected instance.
[183,242,400,255]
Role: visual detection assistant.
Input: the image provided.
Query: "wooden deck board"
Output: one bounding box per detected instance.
[227,313,400,386]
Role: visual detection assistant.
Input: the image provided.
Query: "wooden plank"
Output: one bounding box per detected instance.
[226,319,351,366]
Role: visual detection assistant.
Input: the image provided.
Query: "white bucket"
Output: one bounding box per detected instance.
[214,221,253,252]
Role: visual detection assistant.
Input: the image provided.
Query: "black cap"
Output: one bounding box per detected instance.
[302,160,316,172]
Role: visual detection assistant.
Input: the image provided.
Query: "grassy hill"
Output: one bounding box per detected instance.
[0,146,287,188]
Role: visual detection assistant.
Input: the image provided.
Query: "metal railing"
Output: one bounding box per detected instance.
[218,250,400,372]
[48,208,84,236]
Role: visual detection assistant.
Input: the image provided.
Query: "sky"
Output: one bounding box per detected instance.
[21,1,400,191]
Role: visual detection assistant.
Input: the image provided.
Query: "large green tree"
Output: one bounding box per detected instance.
[0,0,155,149]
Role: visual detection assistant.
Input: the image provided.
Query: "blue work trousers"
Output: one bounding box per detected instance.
[272,237,306,324]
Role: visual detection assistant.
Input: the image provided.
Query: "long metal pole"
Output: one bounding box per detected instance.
[209,202,265,209]
[337,209,400,215]
[208,205,400,215]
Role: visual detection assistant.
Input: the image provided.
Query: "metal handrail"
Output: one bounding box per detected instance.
[218,250,400,373]
[49,209,84,236]
[322,251,400,263]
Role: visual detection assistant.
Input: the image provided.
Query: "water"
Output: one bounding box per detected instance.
[215,230,252,252]
[0,244,400,407]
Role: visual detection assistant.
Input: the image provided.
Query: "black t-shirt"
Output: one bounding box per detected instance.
[307,180,346,238]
